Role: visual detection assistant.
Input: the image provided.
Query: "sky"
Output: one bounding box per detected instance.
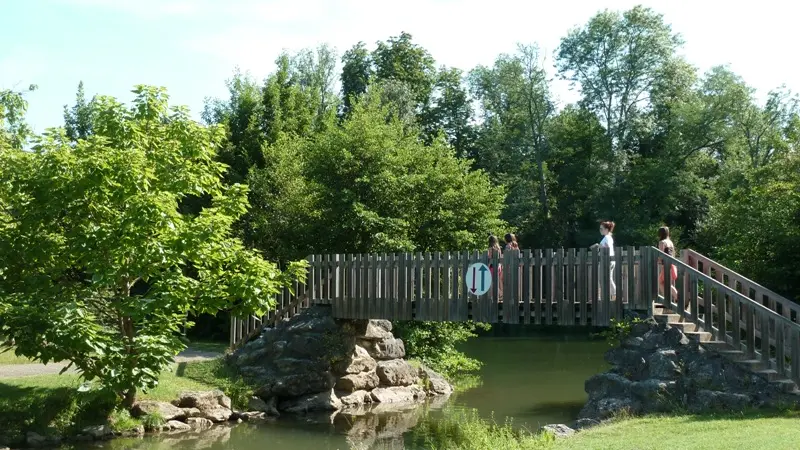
[2,0,798,133]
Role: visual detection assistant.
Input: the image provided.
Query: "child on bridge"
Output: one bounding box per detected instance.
[658,226,679,302]
[488,235,503,299]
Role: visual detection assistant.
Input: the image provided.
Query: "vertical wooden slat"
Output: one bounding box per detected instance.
[503,250,512,323]
[760,313,770,365]
[450,252,460,321]
[487,249,498,323]
[521,250,532,325]
[430,252,439,321]
[626,246,635,307]
[544,249,554,325]
[554,249,564,325]
[704,279,714,340]
[614,247,624,320]
[776,321,786,377]
[791,329,800,384]
[731,292,741,350]
[566,248,576,326]
[534,249,543,325]
[345,254,353,319]
[442,252,451,321]
[354,254,362,319]
[745,302,756,357]
[717,289,727,344]
[414,252,423,321]
[578,248,588,326]
[308,255,317,305]
[397,253,406,320]
[590,247,599,325]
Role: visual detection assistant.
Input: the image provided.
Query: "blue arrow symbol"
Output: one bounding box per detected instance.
[479,265,489,292]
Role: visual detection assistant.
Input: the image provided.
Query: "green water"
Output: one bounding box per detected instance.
[90,333,608,449]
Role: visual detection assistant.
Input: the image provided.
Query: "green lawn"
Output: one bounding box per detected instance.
[413,408,800,450]
[555,414,800,450]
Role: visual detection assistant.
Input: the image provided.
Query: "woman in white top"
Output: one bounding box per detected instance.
[592,221,616,298]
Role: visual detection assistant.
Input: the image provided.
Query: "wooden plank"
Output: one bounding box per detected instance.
[792,329,800,384]
[414,252,423,320]
[590,247,599,325]
[510,249,519,324]
[503,250,512,323]
[555,249,564,325]
[703,279,714,339]
[566,248,576,326]
[614,247,624,320]
[431,252,440,321]
[776,322,786,377]
[397,253,406,320]
[355,254,363,319]
[344,254,353,319]
[522,249,531,325]
[308,255,317,305]
[544,249,554,325]
[449,252,459,321]
[484,250,494,323]
[534,249,543,325]
[442,252,451,321]
[626,246,636,308]
[578,248,588,326]
[760,313,770,365]
[745,302,756,357]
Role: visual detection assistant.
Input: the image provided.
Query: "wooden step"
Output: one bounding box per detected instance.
[716,349,747,361]
[684,331,712,342]
[668,322,696,332]
[772,379,799,393]
[654,313,680,324]
[757,369,780,382]
[737,359,768,371]
[701,340,730,350]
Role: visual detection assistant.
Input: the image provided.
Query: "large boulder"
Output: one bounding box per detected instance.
[376,360,418,387]
[336,371,380,392]
[131,401,186,421]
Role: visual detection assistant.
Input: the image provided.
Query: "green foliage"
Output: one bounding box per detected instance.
[594,317,645,346]
[410,408,556,450]
[140,411,165,431]
[394,321,490,379]
[0,85,37,149]
[0,86,305,404]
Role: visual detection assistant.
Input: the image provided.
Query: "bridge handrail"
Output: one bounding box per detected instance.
[654,247,800,383]
[683,248,798,321]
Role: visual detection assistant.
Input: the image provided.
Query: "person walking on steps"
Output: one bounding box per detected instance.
[658,226,679,302]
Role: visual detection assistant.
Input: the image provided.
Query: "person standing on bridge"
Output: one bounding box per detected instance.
[658,226,679,302]
[488,235,503,299]
[505,233,521,298]
[591,221,617,299]
[504,233,520,254]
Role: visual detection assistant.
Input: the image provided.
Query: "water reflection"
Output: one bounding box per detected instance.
[81,333,607,450]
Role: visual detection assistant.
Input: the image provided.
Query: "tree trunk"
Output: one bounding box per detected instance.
[122,387,137,408]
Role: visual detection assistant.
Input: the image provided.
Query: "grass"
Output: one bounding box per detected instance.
[0,357,252,446]
[412,408,800,450]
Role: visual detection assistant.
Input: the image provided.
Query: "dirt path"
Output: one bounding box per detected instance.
[0,350,222,379]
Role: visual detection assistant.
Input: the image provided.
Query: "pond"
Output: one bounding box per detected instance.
[83,331,608,449]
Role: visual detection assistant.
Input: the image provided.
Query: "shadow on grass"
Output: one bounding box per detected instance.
[185,340,228,354]
[0,383,117,445]
[170,359,253,410]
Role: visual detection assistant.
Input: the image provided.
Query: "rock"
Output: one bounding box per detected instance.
[187,417,214,429]
[166,420,192,432]
[334,345,377,375]
[585,373,632,400]
[664,326,690,346]
[200,406,233,423]
[605,348,647,380]
[248,396,279,416]
[181,407,202,418]
[240,411,274,422]
[26,432,45,448]
[339,390,373,406]
[121,424,145,436]
[647,349,681,379]
[691,390,751,413]
[370,386,426,404]
[541,424,576,438]
[81,425,113,440]
[335,371,380,392]
[418,366,453,395]
[580,397,640,420]
[572,418,600,430]
[131,401,187,421]
[280,389,342,414]
[363,338,406,360]
[376,360,419,387]
[172,390,231,410]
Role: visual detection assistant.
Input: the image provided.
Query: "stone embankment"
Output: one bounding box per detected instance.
[228,305,452,416]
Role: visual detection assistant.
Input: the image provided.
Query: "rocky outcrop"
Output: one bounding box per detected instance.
[229,305,452,414]
[580,320,800,423]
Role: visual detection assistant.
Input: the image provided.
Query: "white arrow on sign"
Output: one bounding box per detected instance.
[465,262,492,296]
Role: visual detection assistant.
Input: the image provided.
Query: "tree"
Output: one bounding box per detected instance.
[341,42,373,117]
[420,67,476,158]
[64,81,95,141]
[0,85,37,149]
[372,32,437,107]
[556,6,682,152]
[0,86,305,406]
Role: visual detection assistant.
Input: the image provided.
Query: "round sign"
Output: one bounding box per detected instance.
[465,262,492,296]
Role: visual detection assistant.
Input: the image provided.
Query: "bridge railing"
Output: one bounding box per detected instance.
[301,246,647,325]
[656,247,800,385]
[229,246,654,348]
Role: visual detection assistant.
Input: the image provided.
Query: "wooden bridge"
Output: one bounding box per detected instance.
[230,246,800,388]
